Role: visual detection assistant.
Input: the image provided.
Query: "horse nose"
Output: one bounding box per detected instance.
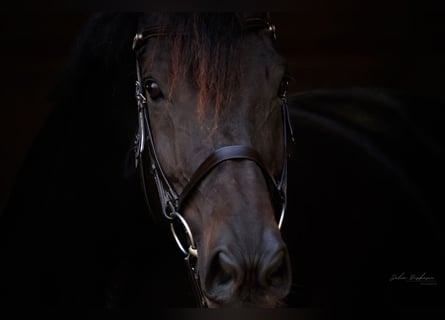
[203,236,291,305]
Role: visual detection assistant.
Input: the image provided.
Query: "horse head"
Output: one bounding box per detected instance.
[133,13,292,307]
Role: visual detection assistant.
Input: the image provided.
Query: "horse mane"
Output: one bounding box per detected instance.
[50,13,139,108]
[140,13,245,122]
[49,13,141,178]
[50,13,250,138]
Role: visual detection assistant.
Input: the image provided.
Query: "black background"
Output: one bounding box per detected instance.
[0,6,444,315]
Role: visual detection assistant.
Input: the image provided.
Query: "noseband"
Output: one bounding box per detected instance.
[132,16,294,307]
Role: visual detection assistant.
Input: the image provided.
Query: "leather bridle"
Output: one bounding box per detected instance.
[132,16,294,307]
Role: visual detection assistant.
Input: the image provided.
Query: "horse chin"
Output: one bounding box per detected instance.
[204,296,286,308]
[203,278,289,309]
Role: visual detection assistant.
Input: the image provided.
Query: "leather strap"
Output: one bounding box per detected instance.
[178,145,281,210]
[133,17,275,52]
[132,26,171,51]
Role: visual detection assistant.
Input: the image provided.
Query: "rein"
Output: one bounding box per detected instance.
[132,16,294,307]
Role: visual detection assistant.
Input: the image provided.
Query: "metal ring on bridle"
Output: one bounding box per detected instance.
[170,211,198,258]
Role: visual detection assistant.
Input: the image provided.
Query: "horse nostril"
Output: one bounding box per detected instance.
[216,252,236,284]
[204,251,238,301]
[203,246,291,305]
[261,251,291,290]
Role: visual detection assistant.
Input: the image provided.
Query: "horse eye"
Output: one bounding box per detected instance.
[144,79,164,100]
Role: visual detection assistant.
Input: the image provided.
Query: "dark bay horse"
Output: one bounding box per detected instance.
[1,13,293,308]
[130,13,293,307]
[1,13,444,313]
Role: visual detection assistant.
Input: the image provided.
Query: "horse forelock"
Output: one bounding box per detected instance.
[140,13,248,123]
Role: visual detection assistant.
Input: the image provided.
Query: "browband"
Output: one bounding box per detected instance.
[132,17,276,52]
